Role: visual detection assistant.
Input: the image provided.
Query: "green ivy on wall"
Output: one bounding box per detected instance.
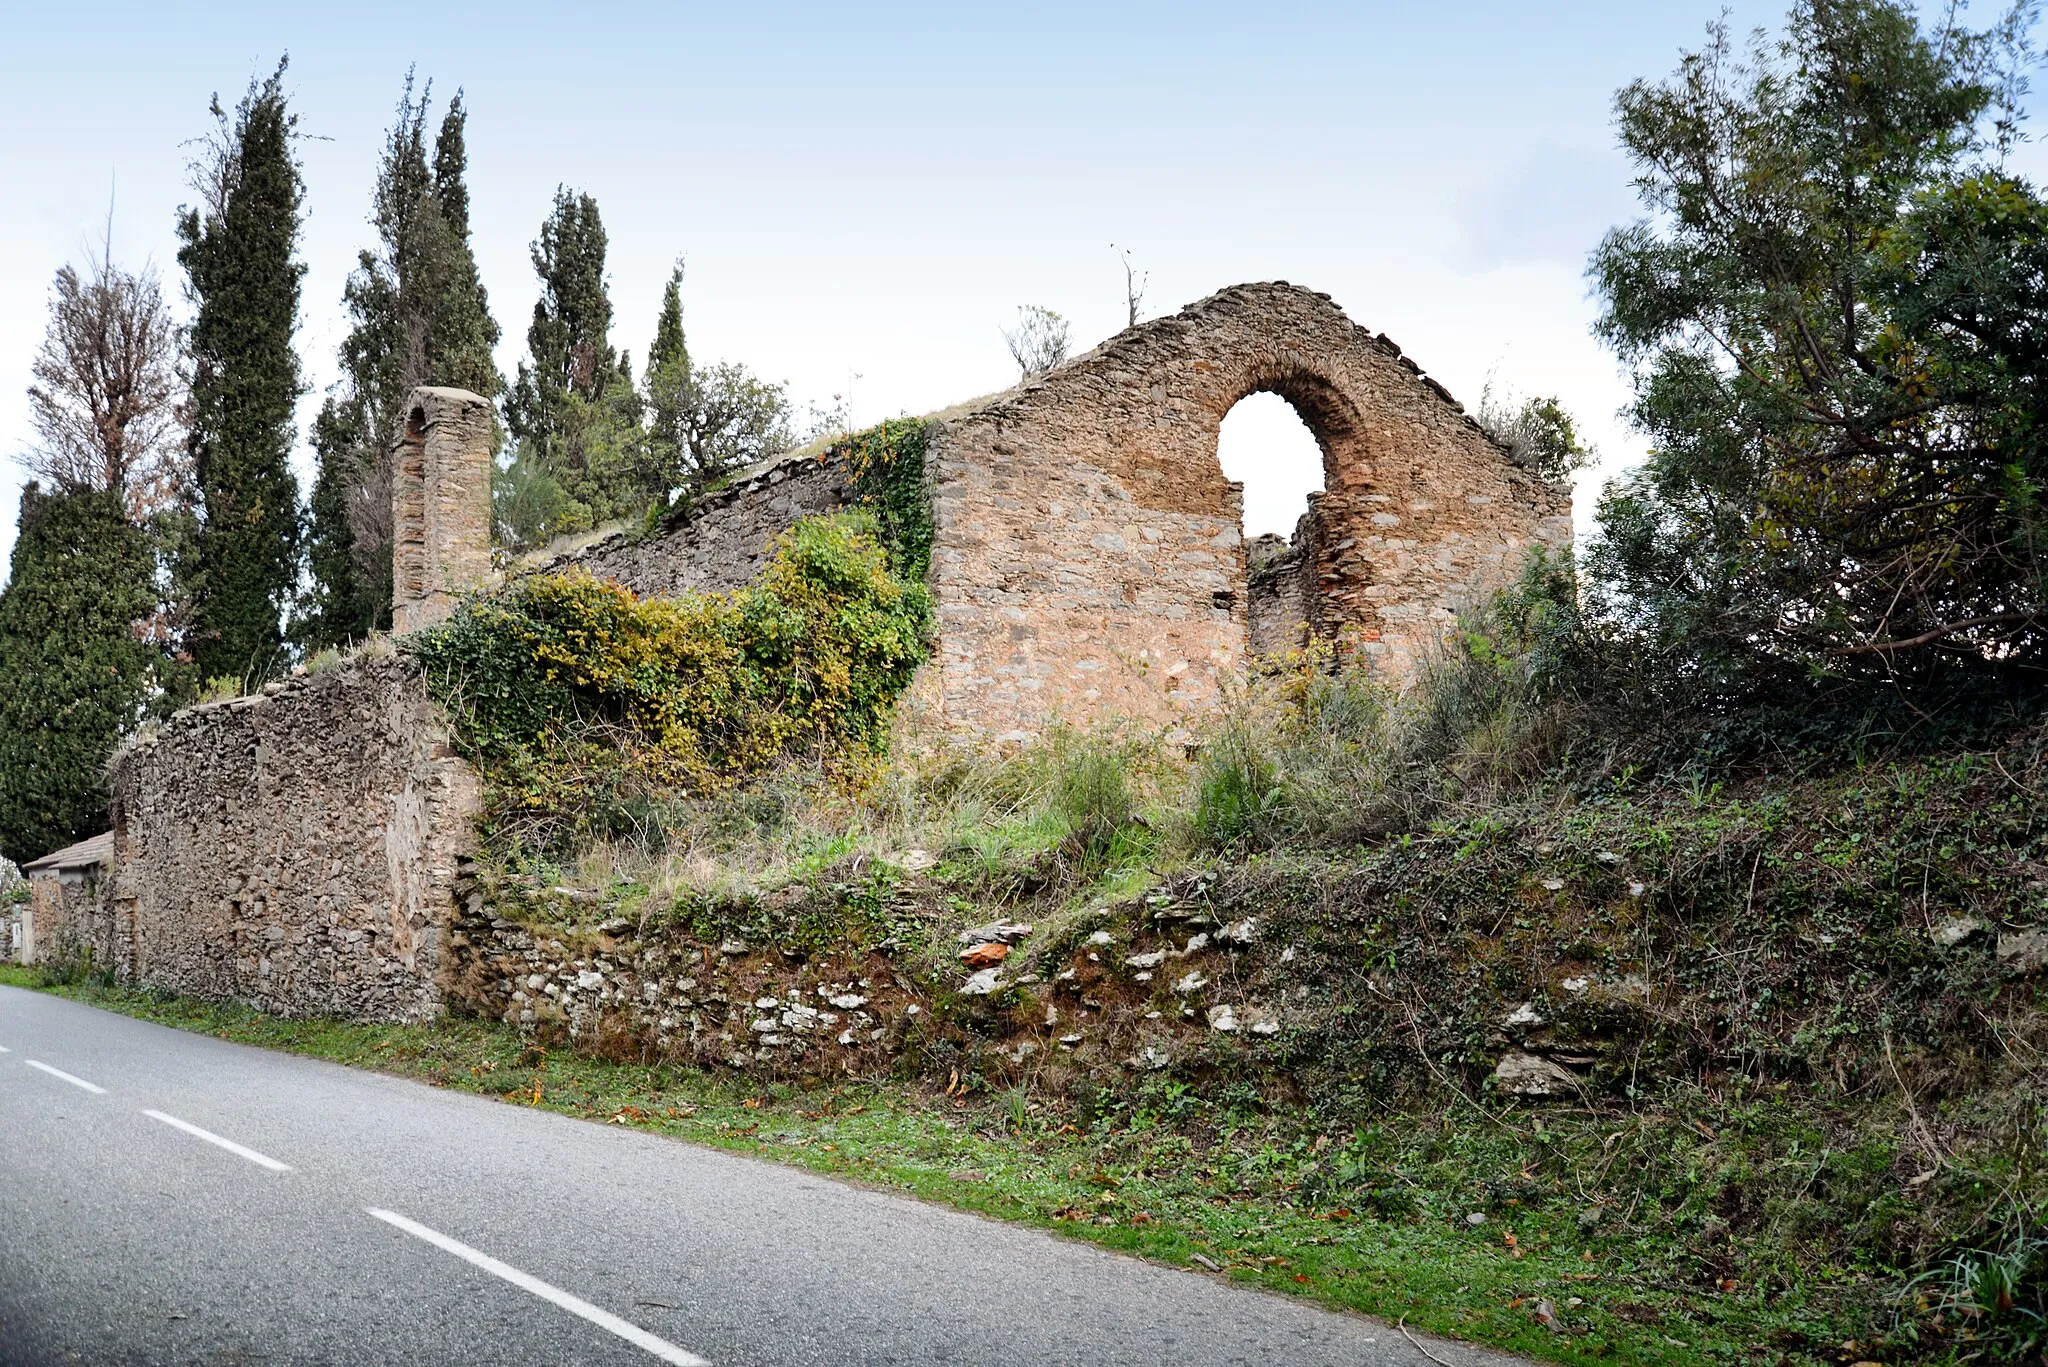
[837,418,933,581]
[410,511,931,852]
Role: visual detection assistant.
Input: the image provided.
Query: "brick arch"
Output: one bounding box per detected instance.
[1226,361,1376,491]
[923,282,1567,736]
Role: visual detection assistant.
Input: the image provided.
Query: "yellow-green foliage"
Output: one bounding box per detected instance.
[411,512,930,851]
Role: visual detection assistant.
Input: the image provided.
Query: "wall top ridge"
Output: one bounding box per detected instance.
[405,384,492,408]
[115,653,427,759]
[533,444,842,580]
[935,282,1507,451]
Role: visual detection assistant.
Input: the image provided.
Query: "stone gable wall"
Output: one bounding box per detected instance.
[925,282,1571,736]
[104,656,481,1020]
[551,452,852,599]
[514,282,1566,742]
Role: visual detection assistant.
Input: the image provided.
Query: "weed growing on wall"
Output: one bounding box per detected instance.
[411,511,930,852]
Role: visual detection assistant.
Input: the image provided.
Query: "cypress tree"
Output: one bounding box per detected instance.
[301,75,501,650]
[644,263,691,498]
[641,264,793,501]
[177,60,306,685]
[649,263,687,376]
[0,487,157,864]
[425,92,502,400]
[503,188,646,529]
[505,187,618,451]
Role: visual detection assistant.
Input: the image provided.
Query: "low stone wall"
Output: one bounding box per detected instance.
[105,655,481,1020]
[443,899,925,1075]
[553,451,852,598]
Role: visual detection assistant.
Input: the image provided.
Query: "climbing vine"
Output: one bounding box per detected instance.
[410,512,931,852]
[837,418,933,581]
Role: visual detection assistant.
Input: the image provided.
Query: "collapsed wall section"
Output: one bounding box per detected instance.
[1247,521,1319,658]
[106,657,481,1021]
[553,452,852,598]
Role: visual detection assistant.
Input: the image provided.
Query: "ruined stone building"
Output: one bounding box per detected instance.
[45,282,1568,1016]
[16,833,111,969]
[569,281,1570,737]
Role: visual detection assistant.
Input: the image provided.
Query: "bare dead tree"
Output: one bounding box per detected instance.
[24,223,186,522]
[1113,244,1148,328]
[1003,305,1071,379]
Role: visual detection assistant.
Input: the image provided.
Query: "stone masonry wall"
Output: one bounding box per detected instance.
[1247,510,1322,657]
[443,902,927,1077]
[554,451,852,599]
[393,387,496,634]
[24,869,109,969]
[925,282,1572,737]
[105,655,481,1021]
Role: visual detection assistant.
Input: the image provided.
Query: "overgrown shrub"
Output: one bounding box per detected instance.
[1587,0,2048,704]
[1045,725,1143,860]
[1191,553,1591,852]
[412,511,930,851]
[1193,656,1394,849]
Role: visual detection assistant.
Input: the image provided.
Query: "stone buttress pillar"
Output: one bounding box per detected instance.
[392,387,495,633]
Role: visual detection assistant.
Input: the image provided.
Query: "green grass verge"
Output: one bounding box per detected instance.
[0,965,1892,1366]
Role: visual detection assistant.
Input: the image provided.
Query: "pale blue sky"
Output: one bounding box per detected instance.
[3,0,1997,579]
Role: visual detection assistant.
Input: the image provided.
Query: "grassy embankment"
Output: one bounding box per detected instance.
[16,695,2046,1367]
[0,961,1845,1367]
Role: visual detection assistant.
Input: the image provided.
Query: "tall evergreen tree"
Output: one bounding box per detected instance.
[641,262,795,503]
[503,188,646,530]
[1587,0,2048,704]
[177,60,306,685]
[643,263,691,498]
[506,187,618,448]
[648,263,687,377]
[425,93,502,400]
[0,487,158,864]
[301,75,502,649]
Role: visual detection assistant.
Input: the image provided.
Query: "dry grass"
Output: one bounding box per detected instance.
[564,714,1182,912]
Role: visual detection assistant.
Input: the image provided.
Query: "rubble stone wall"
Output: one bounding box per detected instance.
[442,903,922,1077]
[1247,513,1321,658]
[105,656,481,1021]
[24,869,109,968]
[554,452,852,599]
[924,281,1572,737]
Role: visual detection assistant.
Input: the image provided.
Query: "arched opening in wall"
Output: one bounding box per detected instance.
[1217,392,1326,654]
[1219,391,1324,540]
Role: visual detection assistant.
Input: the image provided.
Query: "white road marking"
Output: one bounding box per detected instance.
[365,1208,709,1366]
[0,1044,11,1052]
[143,1110,292,1172]
[25,1060,105,1093]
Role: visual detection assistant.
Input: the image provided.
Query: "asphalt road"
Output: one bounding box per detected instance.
[0,985,1528,1366]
